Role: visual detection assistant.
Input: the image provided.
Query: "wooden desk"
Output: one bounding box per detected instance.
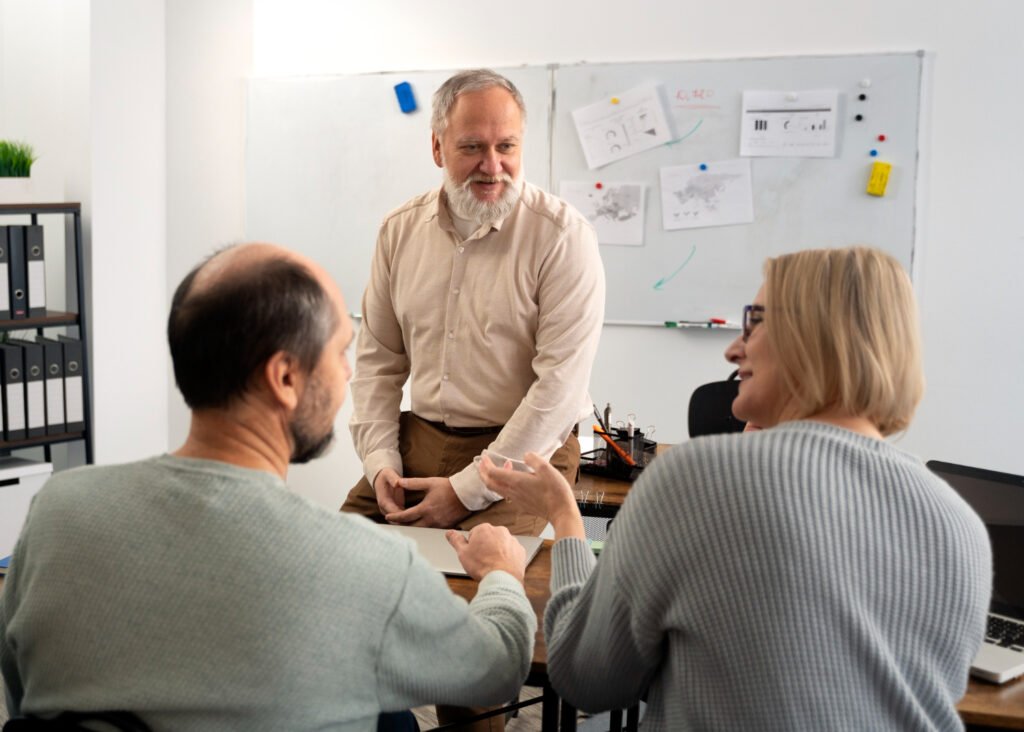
[575,444,671,518]
[446,541,566,731]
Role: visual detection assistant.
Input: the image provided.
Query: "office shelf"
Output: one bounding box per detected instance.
[0,311,80,330]
[0,202,92,464]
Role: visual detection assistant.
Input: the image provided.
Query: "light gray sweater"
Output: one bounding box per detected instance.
[0,455,535,731]
[546,421,991,730]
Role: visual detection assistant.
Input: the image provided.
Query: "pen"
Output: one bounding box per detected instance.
[592,404,609,432]
[594,425,637,467]
[604,402,611,430]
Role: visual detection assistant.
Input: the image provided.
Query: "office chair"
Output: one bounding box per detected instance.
[687,370,747,437]
[2,711,151,731]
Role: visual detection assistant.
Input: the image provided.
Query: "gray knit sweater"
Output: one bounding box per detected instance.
[547,421,991,730]
[0,455,535,731]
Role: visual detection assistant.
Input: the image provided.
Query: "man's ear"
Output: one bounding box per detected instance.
[431,132,443,169]
[262,350,303,412]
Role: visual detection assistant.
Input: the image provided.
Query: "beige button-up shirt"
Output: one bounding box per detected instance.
[350,182,606,510]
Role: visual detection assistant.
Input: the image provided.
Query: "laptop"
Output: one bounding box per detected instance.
[927,460,1024,684]
[376,524,544,578]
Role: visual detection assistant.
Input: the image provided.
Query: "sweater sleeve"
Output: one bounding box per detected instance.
[375,554,536,711]
[544,454,685,712]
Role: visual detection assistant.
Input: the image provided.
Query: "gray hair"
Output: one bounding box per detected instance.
[431,69,527,138]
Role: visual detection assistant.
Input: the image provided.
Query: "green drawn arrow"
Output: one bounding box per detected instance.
[665,119,704,147]
[653,245,697,290]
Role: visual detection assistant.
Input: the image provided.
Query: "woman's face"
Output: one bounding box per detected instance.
[724,285,793,428]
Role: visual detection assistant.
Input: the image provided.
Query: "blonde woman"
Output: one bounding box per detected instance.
[461,247,991,730]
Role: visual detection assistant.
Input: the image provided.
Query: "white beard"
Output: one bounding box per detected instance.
[442,167,523,227]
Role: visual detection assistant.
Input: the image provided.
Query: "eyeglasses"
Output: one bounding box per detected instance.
[742,305,765,342]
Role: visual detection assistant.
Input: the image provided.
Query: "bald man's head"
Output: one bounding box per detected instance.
[167,243,341,409]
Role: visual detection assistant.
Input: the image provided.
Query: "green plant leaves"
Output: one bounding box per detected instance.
[0,140,37,177]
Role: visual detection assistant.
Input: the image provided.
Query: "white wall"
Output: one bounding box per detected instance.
[165,0,253,450]
[165,0,1023,508]
[90,0,168,463]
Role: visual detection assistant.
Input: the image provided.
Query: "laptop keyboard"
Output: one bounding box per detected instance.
[987,614,1024,650]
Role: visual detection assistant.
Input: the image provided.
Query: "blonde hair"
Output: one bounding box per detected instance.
[763,247,923,435]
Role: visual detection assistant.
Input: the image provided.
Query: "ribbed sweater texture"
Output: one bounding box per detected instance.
[547,421,991,731]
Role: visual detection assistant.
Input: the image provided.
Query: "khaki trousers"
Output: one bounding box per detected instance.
[341,412,580,536]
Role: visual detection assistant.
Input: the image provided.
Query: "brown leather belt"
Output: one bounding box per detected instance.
[418,416,503,436]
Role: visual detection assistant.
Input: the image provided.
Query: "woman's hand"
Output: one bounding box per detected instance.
[478,452,585,540]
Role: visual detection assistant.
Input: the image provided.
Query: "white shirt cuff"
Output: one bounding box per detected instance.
[449,459,503,512]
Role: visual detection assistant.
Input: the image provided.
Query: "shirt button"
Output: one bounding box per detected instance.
[443,374,449,381]
[448,331,454,339]
[444,413,451,420]
[458,246,465,254]
[453,288,460,295]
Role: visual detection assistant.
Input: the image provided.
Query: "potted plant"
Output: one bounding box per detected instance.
[0,140,37,177]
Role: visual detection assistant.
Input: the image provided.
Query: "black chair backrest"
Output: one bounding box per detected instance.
[688,371,747,437]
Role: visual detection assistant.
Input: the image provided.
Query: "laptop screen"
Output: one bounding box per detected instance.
[927,461,1024,615]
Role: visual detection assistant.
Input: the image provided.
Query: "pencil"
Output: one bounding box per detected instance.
[594,425,637,467]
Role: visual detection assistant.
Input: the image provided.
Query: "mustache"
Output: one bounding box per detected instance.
[461,172,515,187]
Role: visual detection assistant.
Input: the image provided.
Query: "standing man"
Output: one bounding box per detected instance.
[1,244,536,731]
[343,69,606,535]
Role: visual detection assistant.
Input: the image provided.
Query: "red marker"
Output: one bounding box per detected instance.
[710,318,727,324]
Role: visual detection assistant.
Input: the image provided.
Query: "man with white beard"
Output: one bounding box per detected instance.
[342,69,605,537]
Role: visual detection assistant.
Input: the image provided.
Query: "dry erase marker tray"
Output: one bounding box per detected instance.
[580,427,657,482]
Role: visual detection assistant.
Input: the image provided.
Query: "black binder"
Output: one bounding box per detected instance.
[11,340,46,438]
[57,335,85,433]
[0,226,10,320]
[26,225,46,317]
[36,337,66,435]
[7,226,27,319]
[0,344,26,441]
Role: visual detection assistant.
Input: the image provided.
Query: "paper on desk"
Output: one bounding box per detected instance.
[559,181,646,246]
[740,89,839,158]
[659,158,754,231]
[572,84,675,169]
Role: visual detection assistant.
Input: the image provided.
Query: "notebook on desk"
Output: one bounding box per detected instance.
[928,460,1024,684]
[376,524,544,578]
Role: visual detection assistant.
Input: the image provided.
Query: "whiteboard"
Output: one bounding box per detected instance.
[246,67,552,312]
[246,54,922,324]
[552,53,922,323]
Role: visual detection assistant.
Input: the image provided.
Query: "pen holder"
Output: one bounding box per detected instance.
[610,427,656,468]
[580,427,657,482]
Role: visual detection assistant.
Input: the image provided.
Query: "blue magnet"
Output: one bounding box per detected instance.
[870,149,878,157]
[394,82,417,114]
[699,163,708,171]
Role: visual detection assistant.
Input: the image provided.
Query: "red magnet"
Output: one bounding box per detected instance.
[877,134,887,142]
[595,182,603,189]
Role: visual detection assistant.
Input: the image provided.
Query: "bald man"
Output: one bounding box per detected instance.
[1,244,535,731]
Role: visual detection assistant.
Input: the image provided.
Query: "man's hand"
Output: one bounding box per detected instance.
[374,468,405,515]
[385,476,471,528]
[446,523,527,583]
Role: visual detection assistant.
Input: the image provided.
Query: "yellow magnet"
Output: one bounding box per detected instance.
[867,161,891,197]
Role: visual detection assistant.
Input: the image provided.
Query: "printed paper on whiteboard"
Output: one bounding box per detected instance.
[572,85,674,169]
[559,181,645,246]
[740,90,839,158]
[659,159,754,231]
